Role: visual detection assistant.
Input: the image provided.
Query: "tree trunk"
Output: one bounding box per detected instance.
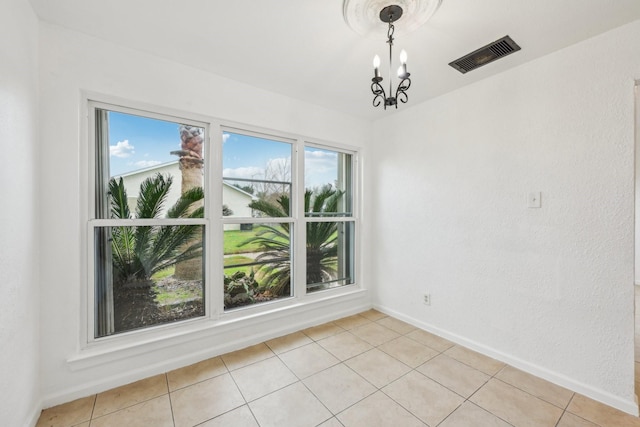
[173,125,204,280]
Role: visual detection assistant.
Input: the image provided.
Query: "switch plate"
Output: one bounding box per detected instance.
[423,294,431,305]
[528,192,541,208]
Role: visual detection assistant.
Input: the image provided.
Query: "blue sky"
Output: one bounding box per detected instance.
[108,112,181,175]
[108,111,339,189]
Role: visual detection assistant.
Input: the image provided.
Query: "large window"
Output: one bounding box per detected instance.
[221,132,357,310]
[88,100,358,340]
[222,131,294,310]
[90,104,208,338]
[304,147,355,292]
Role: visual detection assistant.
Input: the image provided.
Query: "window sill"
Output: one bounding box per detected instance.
[67,286,367,371]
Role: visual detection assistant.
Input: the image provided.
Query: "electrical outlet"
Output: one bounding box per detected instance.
[423,293,431,305]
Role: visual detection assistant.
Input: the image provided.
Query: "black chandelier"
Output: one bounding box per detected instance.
[371,5,411,109]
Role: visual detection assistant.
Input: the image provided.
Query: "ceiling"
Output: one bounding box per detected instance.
[28,0,640,121]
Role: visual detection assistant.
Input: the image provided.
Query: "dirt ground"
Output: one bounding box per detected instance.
[113,279,203,333]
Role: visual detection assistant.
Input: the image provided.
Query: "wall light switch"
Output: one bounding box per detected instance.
[528,192,541,208]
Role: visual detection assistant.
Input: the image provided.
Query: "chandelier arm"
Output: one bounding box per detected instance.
[395,77,411,104]
[371,80,387,108]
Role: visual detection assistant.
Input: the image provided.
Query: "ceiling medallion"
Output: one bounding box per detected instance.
[343,0,443,37]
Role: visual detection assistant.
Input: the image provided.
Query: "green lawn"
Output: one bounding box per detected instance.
[151,266,175,281]
[149,227,288,281]
[151,256,255,280]
[223,226,288,254]
[223,255,255,276]
[223,228,264,254]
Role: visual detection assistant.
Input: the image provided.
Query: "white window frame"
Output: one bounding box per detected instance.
[220,127,360,316]
[220,126,299,314]
[85,98,215,346]
[303,141,358,294]
[80,94,361,351]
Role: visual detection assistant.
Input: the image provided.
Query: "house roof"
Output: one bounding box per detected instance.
[223,182,257,200]
[115,160,180,179]
[115,160,257,200]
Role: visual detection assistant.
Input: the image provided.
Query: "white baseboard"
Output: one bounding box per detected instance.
[26,399,43,427]
[39,296,638,417]
[41,292,370,409]
[374,304,639,417]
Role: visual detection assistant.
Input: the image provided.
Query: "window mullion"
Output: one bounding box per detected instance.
[209,122,224,319]
[294,140,306,299]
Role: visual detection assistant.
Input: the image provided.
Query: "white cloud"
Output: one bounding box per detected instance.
[304,150,340,189]
[222,166,264,180]
[110,140,135,158]
[222,133,230,144]
[305,150,337,175]
[305,150,337,160]
[134,160,162,168]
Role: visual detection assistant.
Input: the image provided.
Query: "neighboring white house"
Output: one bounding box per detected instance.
[115,160,256,230]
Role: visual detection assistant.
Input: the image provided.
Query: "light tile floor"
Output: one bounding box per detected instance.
[37,309,640,427]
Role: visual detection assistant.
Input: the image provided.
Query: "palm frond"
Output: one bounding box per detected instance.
[108,178,131,219]
[244,186,346,295]
[136,173,172,219]
[248,197,288,217]
[108,173,205,286]
[167,186,204,218]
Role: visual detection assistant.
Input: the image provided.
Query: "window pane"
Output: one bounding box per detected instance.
[223,223,292,310]
[97,110,205,219]
[94,225,205,338]
[304,148,352,217]
[223,132,292,218]
[306,221,354,292]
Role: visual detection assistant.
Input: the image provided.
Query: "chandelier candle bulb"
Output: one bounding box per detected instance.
[373,55,381,78]
[399,49,408,76]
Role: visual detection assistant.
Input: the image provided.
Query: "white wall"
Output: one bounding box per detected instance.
[636,87,640,285]
[222,184,254,231]
[38,22,371,407]
[371,20,640,414]
[0,0,41,425]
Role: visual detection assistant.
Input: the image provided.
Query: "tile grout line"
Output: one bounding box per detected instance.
[228,317,600,426]
[368,322,524,427]
[50,311,621,427]
[455,365,515,427]
[187,367,249,427]
[421,341,578,425]
[559,394,605,427]
[361,320,462,426]
[89,393,97,423]
[165,357,229,393]
[296,317,400,422]
[377,329,472,426]
[164,373,177,427]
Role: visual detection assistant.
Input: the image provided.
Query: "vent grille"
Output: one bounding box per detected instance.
[449,35,521,74]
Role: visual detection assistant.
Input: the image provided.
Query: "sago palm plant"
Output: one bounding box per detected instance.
[242,185,343,296]
[109,173,204,286]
